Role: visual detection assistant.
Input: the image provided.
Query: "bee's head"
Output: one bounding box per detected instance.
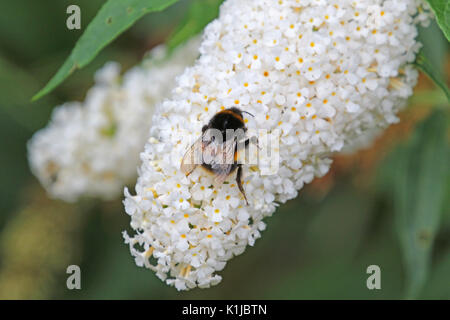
[227,107,254,119]
[227,107,243,118]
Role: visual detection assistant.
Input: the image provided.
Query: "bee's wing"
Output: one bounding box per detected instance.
[180,136,203,176]
[209,138,237,187]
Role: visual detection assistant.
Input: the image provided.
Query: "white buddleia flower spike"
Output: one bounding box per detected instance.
[27,39,200,202]
[123,0,430,291]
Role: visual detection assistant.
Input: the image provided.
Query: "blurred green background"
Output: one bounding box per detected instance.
[0,0,449,300]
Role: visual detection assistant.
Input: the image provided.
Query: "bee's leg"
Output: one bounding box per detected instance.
[240,136,259,149]
[234,137,259,168]
[237,136,258,151]
[236,164,249,205]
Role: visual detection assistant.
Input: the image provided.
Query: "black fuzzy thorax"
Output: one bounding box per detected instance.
[207,107,245,141]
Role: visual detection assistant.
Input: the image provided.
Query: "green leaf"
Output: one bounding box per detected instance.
[32,0,179,102]
[421,251,450,299]
[388,110,449,299]
[415,53,450,102]
[417,20,447,75]
[167,0,222,52]
[425,0,450,41]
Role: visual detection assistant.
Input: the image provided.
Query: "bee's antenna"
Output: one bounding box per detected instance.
[242,111,254,117]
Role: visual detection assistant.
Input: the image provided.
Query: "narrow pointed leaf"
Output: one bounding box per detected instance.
[425,0,450,41]
[32,0,179,101]
[388,110,448,298]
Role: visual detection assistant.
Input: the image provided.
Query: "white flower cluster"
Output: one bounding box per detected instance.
[124,0,430,290]
[28,39,200,202]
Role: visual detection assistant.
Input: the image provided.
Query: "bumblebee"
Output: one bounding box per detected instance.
[181,107,256,204]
